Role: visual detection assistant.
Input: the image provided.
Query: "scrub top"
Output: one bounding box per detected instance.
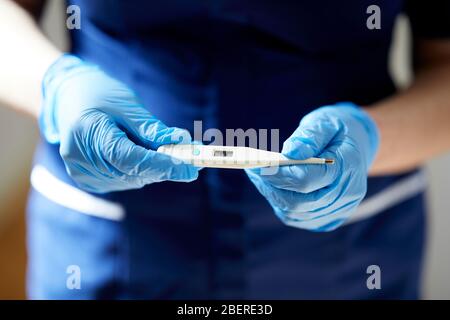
[27,0,450,299]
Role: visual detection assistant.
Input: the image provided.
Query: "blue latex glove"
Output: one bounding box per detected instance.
[40,54,199,193]
[246,103,379,231]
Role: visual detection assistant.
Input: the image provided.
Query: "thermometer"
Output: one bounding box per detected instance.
[157,144,334,169]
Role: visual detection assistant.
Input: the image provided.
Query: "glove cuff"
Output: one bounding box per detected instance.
[341,102,380,169]
[39,54,85,144]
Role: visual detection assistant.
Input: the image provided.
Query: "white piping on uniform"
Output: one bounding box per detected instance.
[346,170,427,225]
[30,165,125,221]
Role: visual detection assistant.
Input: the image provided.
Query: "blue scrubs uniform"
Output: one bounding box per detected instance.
[27,0,448,299]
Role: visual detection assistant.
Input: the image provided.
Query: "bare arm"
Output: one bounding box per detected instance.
[367,40,450,175]
[0,0,61,118]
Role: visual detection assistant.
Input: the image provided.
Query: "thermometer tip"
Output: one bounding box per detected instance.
[325,159,335,164]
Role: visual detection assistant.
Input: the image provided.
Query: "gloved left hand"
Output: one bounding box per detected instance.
[246,102,379,232]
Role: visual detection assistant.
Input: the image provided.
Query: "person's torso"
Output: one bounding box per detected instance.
[28,1,426,299]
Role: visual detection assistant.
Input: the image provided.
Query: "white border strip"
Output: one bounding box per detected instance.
[30,165,125,221]
[346,170,427,225]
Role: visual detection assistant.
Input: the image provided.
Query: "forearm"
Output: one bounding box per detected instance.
[366,46,450,175]
[0,0,61,118]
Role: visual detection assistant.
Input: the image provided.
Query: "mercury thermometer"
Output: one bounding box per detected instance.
[157,144,334,169]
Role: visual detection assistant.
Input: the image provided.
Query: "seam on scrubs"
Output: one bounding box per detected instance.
[30,165,126,221]
[346,170,427,225]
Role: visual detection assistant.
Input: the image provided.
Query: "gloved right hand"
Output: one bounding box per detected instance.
[40,54,199,193]
[245,103,379,231]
